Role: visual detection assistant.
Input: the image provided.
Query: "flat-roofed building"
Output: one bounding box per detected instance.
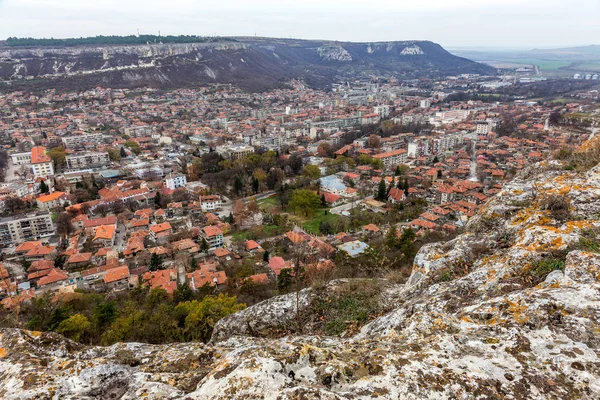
[163,173,187,190]
[216,144,255,160]
[0,211,55,247]
[62,133,105,149]
[373,149,408,169]
[66,152,111,170]
[10,151,32,165]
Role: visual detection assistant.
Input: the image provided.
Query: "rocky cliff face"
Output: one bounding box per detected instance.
[2,158,600,399]
[0,38,494,92]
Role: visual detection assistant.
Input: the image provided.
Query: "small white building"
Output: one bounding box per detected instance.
[200,195,223,212]
[163,173,187,190]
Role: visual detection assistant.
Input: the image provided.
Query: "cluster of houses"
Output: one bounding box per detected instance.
[1,77,593,310]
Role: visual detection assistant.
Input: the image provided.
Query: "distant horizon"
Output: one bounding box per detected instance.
[0,0,597,48]
[0,34,597,53]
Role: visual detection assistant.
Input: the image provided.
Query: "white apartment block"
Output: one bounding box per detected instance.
[124,125,153,137]
[432,132,466,154]
[30,146,54,179]
[476,121,494,135]
[10,152,32,165]
[10,147,54,178]
[31,162,54,179]
[163,173,187,190]
[66,152,111,170]
[216,144,255,160]
[62,133,106,149]
[374,105,390,118]
[373,149,408,169]
[0,211,55,247]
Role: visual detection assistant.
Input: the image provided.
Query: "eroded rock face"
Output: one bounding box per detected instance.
[2,161,600,399]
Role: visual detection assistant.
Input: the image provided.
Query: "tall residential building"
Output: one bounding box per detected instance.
[30,146,54,178]
[124,124,153,138]
[201,226,224,250]
[0,211,55,247]
[9,147,54,178]
[216,144,255,160]
[62,133,106,149]
[372,149,408,169]
[66,152,111,170]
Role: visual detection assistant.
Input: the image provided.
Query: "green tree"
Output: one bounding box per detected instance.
[124,140,141,155]
[47,305,71,331]
[120,146,128,158]
[396,164,409,176]
[107,148,122,162]
[190,257,198,271]
[252,177,260,194]
[289,189,321,217]
[432,156,439,164]
[174,294,246,342]
[358,154,373,165]
[386,226,398,248]
[277,268,293,292]
[263,250,270,262]
[47,146,67,168]
[56,314,91,342]
[234,175,243,196]
[201,238,209,253]
[371,158,384,170]
[398,228,417,259]
[321,194,327,207]
[39,180,49,194]
[376,179,387,202]
[149,253,164,271]
[173,282,195,303]
[93,301,118,328]
[303,165,321,180]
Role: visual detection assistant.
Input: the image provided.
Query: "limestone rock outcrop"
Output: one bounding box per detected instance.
[1,161,600,399]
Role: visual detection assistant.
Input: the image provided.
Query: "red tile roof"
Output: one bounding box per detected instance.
[104,266,130,283]
[37,269,69,286]
[202,225,223,237]
[31,146,50,164]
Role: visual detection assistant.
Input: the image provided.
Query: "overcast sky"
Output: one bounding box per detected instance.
[0,0,598,48]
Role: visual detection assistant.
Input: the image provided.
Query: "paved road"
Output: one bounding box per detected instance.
[214,191,277,219]
[329,196,366,215]
[115,222,127,252]
[4,158,21,182]
[242,190,277,203]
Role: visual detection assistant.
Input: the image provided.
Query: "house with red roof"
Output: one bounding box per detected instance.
[93,225,116,249]
[214,247,231,260]
[268,256,293,276]
[321,191,344,206]
[36,191,69,210]
[187,267,227,290]
[388,187,406,203]
[37,268,69,288]
[201,225,223,250]
[149,222,172,244]
[244,240,263,253]
[66,252,93,270]
[104,266,130,290]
